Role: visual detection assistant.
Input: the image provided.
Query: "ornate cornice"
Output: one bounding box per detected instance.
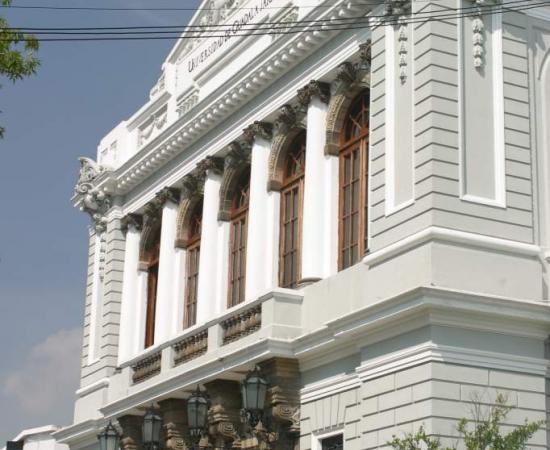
[243,121,273,143]
[297,80,331,107]
[121,213,143,234]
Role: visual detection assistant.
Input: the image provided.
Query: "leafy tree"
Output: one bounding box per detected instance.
[0,0,39,137]
[389,394,544,450]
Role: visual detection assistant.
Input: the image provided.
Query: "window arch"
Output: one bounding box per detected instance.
[142,220,161,348]
[184,200,202,328]
[339,90,370,271]
[228,168,251,307]
[279,131,306,288]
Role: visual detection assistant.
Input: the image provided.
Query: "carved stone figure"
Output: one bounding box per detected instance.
[75,156,105,195]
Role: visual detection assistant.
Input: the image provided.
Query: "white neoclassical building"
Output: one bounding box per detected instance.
[56,1,550,449]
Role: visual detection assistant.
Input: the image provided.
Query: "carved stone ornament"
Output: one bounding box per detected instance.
[336,62,357,86]
[274,104,297,136]
[121,214,143,234]
[75,157,105,195]
[243,121,273,144]
[196,156,225,177]
[225,142,251,169]
[383,0,411,17]
[156,187,181,206]
[359,40,372,71]
[297,80,331,107]
[118,415,143,450]
[468,0,499,69]
[75,157,112,232]
[180,172,204,199]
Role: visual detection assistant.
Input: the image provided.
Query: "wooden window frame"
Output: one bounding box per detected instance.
[278,134,306,289]
[144,240,160,348]
[338,92,370,271]
[183,209,201,328]
[227,173,250,308]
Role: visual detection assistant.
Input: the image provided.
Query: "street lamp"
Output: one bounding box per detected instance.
[187,387,210,439]
[142,406,162,450]
[241,367,268,427]
[97,421,120,450]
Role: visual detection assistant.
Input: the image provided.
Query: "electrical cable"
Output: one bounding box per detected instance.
[7,0,540,33]
[1,1,546,42]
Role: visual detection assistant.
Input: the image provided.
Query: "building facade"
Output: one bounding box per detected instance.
[56,1,550,449]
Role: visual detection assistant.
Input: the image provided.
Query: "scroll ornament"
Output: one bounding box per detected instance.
[75,157,112,232]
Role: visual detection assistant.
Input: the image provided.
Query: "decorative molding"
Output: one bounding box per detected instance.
[356,342,550,381]
[243,121,273,143]
[297,80,331,108]
[300,373,359,404]
[139,107,168,148]
[176,88,200,118]
[172,329,208,365]
[220,304,262,345]
[75,377,110,398]
[75,157,105,196]
[397,22,408,83]
[363,226,541,268]
[150,73,166,100]
[383,0,411,17]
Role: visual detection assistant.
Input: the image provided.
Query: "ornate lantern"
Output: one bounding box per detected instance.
[241,367,268,427]
[98,421,120,450]
[187,387,210,438]
[142,406,162,450]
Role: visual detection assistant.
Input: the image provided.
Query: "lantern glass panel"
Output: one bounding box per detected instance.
[142,418,153,444]
[142,409,162,446]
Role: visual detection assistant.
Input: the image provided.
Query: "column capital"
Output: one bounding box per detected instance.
[196,155,225,178]
[243,121,273,144]
[121,213,143,234]
[156,187,181,207]
[358,39,372,71]
[224,141,251,169]
[180,172,204,200]
[297,80,331,107]
[274,104,301,136]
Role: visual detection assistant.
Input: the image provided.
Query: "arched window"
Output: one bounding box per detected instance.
[339,90,370,270]
[143,222,161,348]
[184,201,202,328]
[228,168,250,307]
[279,131,306,288]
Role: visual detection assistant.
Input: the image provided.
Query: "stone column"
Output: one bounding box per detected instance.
[158,399,188,450]
[243,122,278,301]
[118,214,143,364]
[154,188,180,343]
[118,415,143,450]
[298,81,332,284]
[196,157,224,324]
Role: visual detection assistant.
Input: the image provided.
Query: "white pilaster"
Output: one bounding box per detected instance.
[172,247,187,334]
[196,171,223,323]
[302,96,329,282]
[136,269,148,353]
[154,200,179,344]
[117,224,141,364]
[245,136,279,300]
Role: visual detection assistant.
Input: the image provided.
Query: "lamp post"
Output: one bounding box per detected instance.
[142,406,162,450]
[241,367,268,428]
[98,422,121,450]
[186,387,210,449]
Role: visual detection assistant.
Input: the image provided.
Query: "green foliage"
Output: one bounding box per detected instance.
[388,394,545,450]
[0,0,40,137]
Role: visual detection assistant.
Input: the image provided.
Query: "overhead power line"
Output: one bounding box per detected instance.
[1,1,546,42]
[8,0,539,32]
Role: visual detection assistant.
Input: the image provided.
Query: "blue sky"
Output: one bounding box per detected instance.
[0,0,199,442]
